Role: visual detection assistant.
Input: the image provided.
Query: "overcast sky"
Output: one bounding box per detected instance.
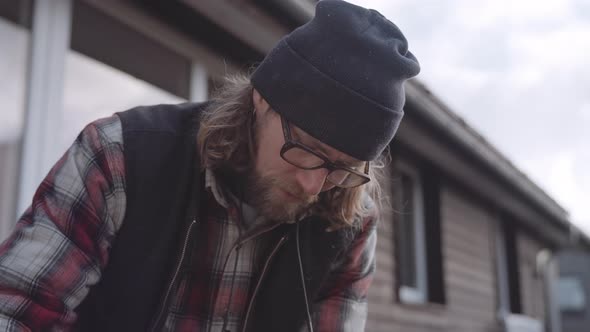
[349,0,590,235]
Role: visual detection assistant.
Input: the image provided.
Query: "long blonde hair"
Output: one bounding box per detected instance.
[197,73,388,228]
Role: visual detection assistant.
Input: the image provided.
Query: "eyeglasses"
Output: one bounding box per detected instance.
[279,116,371,188]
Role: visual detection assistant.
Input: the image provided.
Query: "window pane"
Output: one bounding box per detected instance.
[70,1,191,99]
[558,276,586,312]
[0,4,31,241]
[61,51,186,151]
[398,173,417,288]
[61,2,190,151]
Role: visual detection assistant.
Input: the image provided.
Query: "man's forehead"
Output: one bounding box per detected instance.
[291,124,364,166]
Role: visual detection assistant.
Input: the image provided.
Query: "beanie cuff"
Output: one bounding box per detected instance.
[251,38,404,161]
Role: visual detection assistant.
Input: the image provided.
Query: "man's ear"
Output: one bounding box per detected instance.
[252,88,270,115]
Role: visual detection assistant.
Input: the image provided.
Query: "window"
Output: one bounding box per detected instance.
[0,1,33,241]
[505,221,523,314]
[61,51,186,151]
[62,1,192,150]
[393,161,445,305]
[13,1,209,222]
[557,276,586,312]
[496,219,523,315]
[395,164,428,304]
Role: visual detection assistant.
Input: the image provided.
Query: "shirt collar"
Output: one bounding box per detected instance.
[205,168,265,228]
[205,168,231,209]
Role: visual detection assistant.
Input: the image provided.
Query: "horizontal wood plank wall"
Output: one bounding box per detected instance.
[367,167,448,331]
[366,172,505,331]
[442,187,501,332]
[517,231,547,322]
[366,170,396,330]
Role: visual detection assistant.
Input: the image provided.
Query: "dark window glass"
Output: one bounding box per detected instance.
[398,173,417,288]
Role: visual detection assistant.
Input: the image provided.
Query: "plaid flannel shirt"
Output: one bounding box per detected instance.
[0,114,377,331]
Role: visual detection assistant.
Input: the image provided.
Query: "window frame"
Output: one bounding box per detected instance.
[396,160,429,305]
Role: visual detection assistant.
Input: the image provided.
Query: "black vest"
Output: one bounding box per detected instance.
[74,103,356,331]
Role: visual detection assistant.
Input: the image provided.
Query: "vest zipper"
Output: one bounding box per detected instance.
[150,218,197,332]
[216,223,282,330]
[241,234,288,332]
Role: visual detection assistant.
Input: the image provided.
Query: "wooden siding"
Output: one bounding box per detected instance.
[441,187,501,332]
[367,167,449,331]
[366,176,504,331]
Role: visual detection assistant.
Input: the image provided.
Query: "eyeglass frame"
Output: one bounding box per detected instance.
[279,115,371,188]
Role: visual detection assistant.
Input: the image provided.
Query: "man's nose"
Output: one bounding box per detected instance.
[295,168,329,196]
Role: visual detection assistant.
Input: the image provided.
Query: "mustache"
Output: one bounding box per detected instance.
[279,185,318,204]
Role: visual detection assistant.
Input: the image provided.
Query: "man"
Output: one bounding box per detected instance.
[0,0,419,331]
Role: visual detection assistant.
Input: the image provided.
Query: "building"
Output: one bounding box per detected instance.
[0,1,586,331]
[556,248,590,332]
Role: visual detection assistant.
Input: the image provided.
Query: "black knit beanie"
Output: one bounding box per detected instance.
[251,0,420,161]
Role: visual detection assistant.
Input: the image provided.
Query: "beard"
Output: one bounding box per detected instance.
[242,168,319,222]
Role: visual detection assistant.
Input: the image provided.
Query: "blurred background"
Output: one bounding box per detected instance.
[0,1,588,331]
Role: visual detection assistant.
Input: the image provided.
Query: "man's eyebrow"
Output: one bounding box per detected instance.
[292,127,327,151]
[293,128,363,168]
[335,159,364,168]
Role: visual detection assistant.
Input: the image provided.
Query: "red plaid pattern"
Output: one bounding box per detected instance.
[0,115,377,331]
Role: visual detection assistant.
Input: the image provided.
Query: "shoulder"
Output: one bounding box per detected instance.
[117,102,209,135]
[76,114,124,152]
[350,192,379,235]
